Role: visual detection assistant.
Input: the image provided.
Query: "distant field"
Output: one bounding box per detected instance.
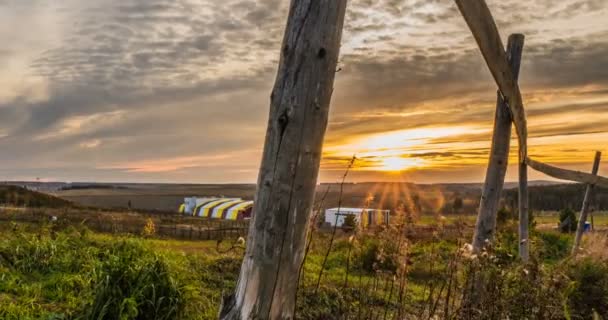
[52,182,480,215]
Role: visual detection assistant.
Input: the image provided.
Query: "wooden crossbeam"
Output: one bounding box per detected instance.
[526,157,608,188]
[454,0,527,158]
[454,0,531,260]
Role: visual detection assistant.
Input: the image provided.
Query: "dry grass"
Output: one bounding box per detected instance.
[580,232,608,260]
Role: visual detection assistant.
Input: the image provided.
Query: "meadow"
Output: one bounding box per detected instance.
[3,185,608,319]
[2,214,608,319]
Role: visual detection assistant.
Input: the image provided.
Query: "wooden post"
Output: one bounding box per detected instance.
[572,151,602,255]
[472,34,524,253]
[220,1,347,319]
[519,148,529,261]
[453,0,530,261]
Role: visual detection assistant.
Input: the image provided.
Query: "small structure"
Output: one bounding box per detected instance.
[324,207,390,228]
[179,197,253,220]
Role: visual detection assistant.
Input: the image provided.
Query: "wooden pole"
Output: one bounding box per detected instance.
[453,0,528,158]
[572,151,602,255]
[526,157,608,188]
[519,146,529,261]
[220,1,347,319]
[472,34,524,253]
[453,0,530,261]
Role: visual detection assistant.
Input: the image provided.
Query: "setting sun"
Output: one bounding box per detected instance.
[379,156,423,172]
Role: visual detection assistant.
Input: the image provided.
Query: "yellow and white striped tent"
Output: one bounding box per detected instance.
[184,198,253,220]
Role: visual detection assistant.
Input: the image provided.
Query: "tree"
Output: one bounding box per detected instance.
[219,1,348,319]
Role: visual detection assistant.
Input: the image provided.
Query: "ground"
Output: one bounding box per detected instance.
[1,215,608,319]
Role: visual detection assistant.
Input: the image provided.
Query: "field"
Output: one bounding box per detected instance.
[2,214,608,319]
[3,184,608,319]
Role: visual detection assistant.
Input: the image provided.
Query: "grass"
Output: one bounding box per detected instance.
[2,218,608,319]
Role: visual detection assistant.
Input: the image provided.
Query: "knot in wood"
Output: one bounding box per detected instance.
[317,47,326,59]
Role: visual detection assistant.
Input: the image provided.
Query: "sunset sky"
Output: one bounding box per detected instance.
[1,0,607,183]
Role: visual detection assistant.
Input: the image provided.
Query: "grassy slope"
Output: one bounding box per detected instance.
[0,185,73,208]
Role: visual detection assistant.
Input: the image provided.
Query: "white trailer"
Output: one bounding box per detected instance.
[324,207,390,227]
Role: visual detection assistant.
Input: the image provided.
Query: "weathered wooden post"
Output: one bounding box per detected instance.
[454,0,530,261]
[220,1,347,319]
[572,151,602,255]
[519,151,529,261]
[472,34,524,253]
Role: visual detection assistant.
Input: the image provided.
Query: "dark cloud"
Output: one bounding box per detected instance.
[0,0,607,182]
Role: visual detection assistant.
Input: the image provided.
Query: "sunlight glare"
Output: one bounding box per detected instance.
[379,157,423,172]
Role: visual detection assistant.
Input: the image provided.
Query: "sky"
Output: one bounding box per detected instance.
[1,0,608,184]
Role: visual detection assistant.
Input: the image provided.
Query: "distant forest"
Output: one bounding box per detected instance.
[503,184,608,212]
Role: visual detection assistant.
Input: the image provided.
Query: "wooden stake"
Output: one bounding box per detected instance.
[572,151,602,255]
[472,34,524,253]
[519,149,529,261]
[220,1,347,319]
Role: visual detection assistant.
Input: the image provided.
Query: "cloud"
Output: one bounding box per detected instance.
[0,0,607,183]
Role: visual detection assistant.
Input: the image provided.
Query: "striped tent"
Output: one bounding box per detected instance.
[188,198,253,220]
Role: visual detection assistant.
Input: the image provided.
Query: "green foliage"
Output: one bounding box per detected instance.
[0,226,234,320]
[78,240,184,320]
[560,208,578,233]
[342,214,357,232]
[3,221,608,319]
[496,206,513,227]
[564,258,608,319]
[353,235,406,274]
[536,232,572,262]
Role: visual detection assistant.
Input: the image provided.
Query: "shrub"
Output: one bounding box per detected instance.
[496,207,513,227]
[142,218,156,237]
[565,258,608,319]
[536,232,572,262]
[342,214,357,232]
[559,208,578,233]
[78,240,185,320]
[354,236,406,274]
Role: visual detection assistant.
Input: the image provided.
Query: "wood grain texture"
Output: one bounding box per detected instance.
[472,34,524,253]
[572,152,602,255]
[220,1,348,319]
[526,157,608,188]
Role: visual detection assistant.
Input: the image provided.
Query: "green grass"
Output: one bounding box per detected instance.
[0,223,240,319]
[2,221,608,319]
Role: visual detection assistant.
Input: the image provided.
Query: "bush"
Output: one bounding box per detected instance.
[78,240,185,320]
[496,207,513,227]
[536,232,572,262]
[565,258,608,319]
[342,214,357,232]
[559,208,578,233]
[354,236,406,274]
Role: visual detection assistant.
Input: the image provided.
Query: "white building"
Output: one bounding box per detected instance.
[324,207,391,228]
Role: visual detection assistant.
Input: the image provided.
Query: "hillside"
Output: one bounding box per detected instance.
[0,185,73,208]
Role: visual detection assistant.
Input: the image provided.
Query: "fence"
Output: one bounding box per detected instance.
[0,207,249,241]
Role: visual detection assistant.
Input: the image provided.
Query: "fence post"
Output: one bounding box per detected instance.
[519,151,529,261]
[472,34,524,253]
[220,1,348,318]
[573,151,602,255]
